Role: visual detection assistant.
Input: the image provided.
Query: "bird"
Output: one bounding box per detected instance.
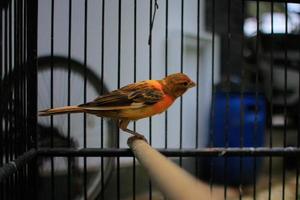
[39,73,196,139]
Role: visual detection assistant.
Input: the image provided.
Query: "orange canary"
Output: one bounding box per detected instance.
[39,73,196,138]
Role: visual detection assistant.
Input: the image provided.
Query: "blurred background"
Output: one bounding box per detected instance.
[1,0,300,199]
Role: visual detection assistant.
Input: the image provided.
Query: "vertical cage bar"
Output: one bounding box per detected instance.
[282,2,288,200]
[50,0,55,198]
[8,2,13,198]
[26,0,38,198]
[100,0,105,199]
[297,10,300,198]
[67,0,72,199]
[13,0,20,197]
[8,0,12,169]
[254,1,260,199]
[20,0,25,194]
[179,0,184,167]
[268,2,274,200]
[297,34,300,199]
[0,5,3,199]
[165,0,168,150]
[83,0,88,199]
[133,0,137,199]
[209,0,216,192]
[4,6,8,200]
[117,0,121,199]
[10,1,16,197]
[195,0,200,178]
[224,0,231,199]
[22,0,28,196]
[22,0,25,197]
[4,0,8,169]
[239,1,245,199]
[149,1,153,199]
[17,0,24,196]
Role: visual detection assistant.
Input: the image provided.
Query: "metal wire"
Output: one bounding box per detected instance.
[254,1,259,199]
[50,0,55,198]
[37,147,300,157]
[268,2,274,200]
[195,0,200,179]
[67,0,72,199]
[133,1,137,199]
[4,6,9,200]
[0,149,37,182]
[0,5,3,199]
[83,1,88,199]
[282,2,288,200]
[209,0,216,193]
[8,3,14,199]
[165,0,169,150]
[117,1,122,199]
[101,0,105,199]
[225,0,231,198]
[239,1,245,199]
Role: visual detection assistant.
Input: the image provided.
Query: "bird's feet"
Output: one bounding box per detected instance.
[127,135,148,147]
[122,128,148,143]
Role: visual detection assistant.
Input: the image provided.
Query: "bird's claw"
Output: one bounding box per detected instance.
[127,135,148,146]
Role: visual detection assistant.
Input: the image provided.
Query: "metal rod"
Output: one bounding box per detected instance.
[210,0,216,192]
[8,2,14,199]
[0,4,4,199]
[268,2,274,200]
[50,0,55,198]
[83,0,88,199]
[179,0,184,168]
[100,0,105,199]
[196,0,200,179]
[4,6,9,200]
[239,1,245,199]
[164,0,168,150]
[225,0,231,198]
[282,2,288,200]
[0,149,37,183]
[149,1,153,199]
[26,0,38,197]
[37,147,300,157]
[67,0,72,199]
[254,1,260,199]
[133,0,137,199]
[14,0,20,197]
[117,1,122,199]
[296,3,300,197]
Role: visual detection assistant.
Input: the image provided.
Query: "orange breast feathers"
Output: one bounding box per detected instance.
[120,80,175,120]
[146,80,174,114]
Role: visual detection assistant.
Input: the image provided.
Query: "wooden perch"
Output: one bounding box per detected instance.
[127,137,238,200]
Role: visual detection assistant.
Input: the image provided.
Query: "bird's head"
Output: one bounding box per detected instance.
[162,73,196,98]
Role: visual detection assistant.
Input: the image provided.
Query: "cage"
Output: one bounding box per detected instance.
[1,0,300,199]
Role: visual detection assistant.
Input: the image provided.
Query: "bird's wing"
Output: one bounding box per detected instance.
[79,81,164,110]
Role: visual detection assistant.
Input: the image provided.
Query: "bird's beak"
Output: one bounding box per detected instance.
[188,81,196,88]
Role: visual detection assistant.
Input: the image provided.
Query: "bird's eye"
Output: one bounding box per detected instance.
[183,82,188,86]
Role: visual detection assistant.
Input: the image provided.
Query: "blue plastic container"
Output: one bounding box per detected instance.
[201,91,266,185]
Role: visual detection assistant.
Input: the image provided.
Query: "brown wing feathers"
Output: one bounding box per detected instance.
[39,81,164,116]
[80,81,163,109]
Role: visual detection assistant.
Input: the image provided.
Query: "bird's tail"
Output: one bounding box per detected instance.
[39,106,84,116]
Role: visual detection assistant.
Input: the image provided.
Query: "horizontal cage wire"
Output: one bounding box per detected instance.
[1,0,300,200]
